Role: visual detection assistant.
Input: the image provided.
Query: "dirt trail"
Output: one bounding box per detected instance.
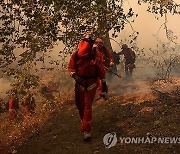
[12,78,180,154]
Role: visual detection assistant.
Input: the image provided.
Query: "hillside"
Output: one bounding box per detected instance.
[1,77,179,154]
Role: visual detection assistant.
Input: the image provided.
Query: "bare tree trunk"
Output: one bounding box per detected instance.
[96,0,118,80]
[104,33,113,52]
[96,0,113,52]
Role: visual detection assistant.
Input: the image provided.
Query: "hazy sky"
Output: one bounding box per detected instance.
[1,1,180,97]
[51,0,180,57]
[110,0,180,51]
[1,1,179,66]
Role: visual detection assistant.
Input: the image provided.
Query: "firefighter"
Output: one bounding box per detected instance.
[48,81,58,93]
[112,51,121,66]
[7,94,19,120]
[119,44,136,77]
[68,34,107,141]
[94,38,114,100]
[41,84,54,100]
[22,93,36,116]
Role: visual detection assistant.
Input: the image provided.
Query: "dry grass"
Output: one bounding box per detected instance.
[0,74,179,154]
[0,71,73,154]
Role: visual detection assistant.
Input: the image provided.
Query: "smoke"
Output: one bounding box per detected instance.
[0,77,12,99]
[0,0,180,100]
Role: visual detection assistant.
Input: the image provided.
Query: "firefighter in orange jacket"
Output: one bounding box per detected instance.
[68,35,107,141]
[94,38,114,99]
[8,94,19,120]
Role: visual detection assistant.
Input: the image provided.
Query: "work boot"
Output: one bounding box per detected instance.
[100,93,109,100]
[83,132,92,141]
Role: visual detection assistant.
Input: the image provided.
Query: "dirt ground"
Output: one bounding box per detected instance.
[1,77,180,154]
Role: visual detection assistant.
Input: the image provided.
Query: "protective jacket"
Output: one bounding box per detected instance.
[68,39,105,132]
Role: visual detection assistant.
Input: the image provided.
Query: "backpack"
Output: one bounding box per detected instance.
[124,48,135,63]
[74,48,98,78]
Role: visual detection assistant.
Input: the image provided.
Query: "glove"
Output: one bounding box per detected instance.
[108,67,112,72]
[110,62,114,67]
[107,62,114,72]
[102,80,108,93]
[71,73,84,84]
[100,93,109,100]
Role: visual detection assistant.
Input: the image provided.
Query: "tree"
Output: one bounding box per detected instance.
[145,38,180,80]
[0,0,179,94]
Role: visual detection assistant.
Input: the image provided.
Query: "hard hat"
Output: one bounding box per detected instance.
[95,38,104,44]
[122,44,128,49]
[85,34,92,39]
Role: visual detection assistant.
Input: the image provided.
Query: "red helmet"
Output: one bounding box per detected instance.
[95,38,104,44]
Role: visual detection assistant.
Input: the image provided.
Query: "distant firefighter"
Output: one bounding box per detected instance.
[41,84,55,100]
[119,44,136,77]
[48,82,58,93]
[94,38,114,100]
[7,94,19,120]
[22,93,36,116]
[112,51,121,66]
[94,38,114,81]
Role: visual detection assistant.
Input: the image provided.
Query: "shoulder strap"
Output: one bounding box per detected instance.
[75,51,79,60]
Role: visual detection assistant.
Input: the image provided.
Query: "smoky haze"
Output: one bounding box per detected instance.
[0,0,180,98]
[110,0,180,80]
